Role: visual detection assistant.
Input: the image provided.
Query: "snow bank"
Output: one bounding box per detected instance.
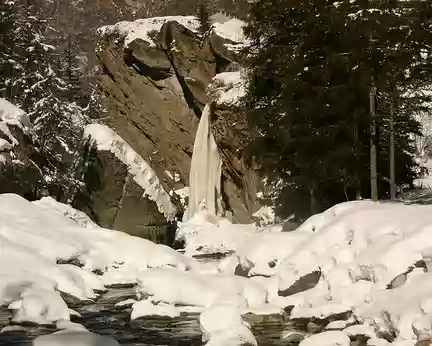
[178,200,432,344]
[98,16,199,47]
[34,330,119,346]
[177,210,309,277]
[0,194,190,324]
[200,305,257,346]
[0,98,31,146]
[84,124,176,221]
[34,196,99,228]
[207,71,247,107]
[131,300,180,320]
[136,267,267,309]
[300,331,350,346]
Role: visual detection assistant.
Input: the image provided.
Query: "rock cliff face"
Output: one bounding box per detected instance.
[82,16,260,237]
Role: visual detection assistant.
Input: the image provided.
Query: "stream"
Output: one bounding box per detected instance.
[0,285,300,346]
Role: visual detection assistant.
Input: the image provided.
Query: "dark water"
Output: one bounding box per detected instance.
[0,287,298,346]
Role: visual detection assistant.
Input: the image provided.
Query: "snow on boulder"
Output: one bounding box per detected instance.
[34,196,99,229]
[277,200,432,291]
[131,300,180,320]
[9,289,69,325]
[207,71,247,107]
[212,18,250,50]
[136,268,267,309]
[33,330,119,346]
[177,210,309,277]
[299,331,350,346]
[0,193,192,324]
[0,98,31,145]
[355,272,432,342]
[98,16,199,47]
[0,138,11,151]
[84,124,176,221]
[200,305,257,346]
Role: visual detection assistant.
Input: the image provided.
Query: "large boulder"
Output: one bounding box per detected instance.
[90,16,259,232]
[73,124,178,245]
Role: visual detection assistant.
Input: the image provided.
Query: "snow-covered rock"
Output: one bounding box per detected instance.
[207,71,247,107]
[212,18,250,51]
[34,196,99,228]
[136,267,267,309]
[200,305,257,346]
[299,331,350,346]
[131,300,181,320]
[33,330,119,346]
[0,98,31,145]
[98,16,199,47]
[0,193,191,324]
[178,200,432,345]
[84,124,176,221]
[0,99,42,196]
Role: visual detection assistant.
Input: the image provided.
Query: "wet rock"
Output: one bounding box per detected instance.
[278,271,321,297]
[243,313,288,327]
[291,311,353,333]
[282,220,300,232]
[307,321,323,333]
[234,263,251,277]
[388,273,407,289]
[281,330,306,343]
[56,258,84,268]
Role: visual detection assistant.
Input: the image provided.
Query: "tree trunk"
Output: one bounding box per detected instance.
[389,93,396,200]
[354,113,361,200]
[370,83,378,201]
[310,183,318,216]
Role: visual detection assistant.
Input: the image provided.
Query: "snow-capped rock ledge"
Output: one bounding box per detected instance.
[84,124,176,221]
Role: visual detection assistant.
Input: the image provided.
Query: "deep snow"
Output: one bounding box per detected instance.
[3,194,432,345]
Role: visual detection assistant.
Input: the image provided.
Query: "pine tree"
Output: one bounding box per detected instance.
[60,34,85,104]
[243,0,432,220]
[196,0,212,35]
[0,0,88,200]
[0,0,17,99]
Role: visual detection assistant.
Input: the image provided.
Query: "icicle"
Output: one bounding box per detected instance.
[187,104,223,220]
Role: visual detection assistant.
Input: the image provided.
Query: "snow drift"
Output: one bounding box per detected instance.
[0,193,188,324]
[178,200,432,344]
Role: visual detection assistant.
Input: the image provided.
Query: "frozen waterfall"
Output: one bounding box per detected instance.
[187,104,223,219]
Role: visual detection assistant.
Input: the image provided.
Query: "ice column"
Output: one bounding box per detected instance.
[187,104,222,219]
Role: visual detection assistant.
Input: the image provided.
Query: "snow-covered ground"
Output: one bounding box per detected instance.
[178,201,432,345]
[4,192,432,345]
[0,194,188,324]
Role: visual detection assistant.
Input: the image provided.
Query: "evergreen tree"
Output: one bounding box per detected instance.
[0,0,17,99]
[60,34,85,104]
[195,0,212,35]
[244,0,432,220]
[0,0,88,200]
